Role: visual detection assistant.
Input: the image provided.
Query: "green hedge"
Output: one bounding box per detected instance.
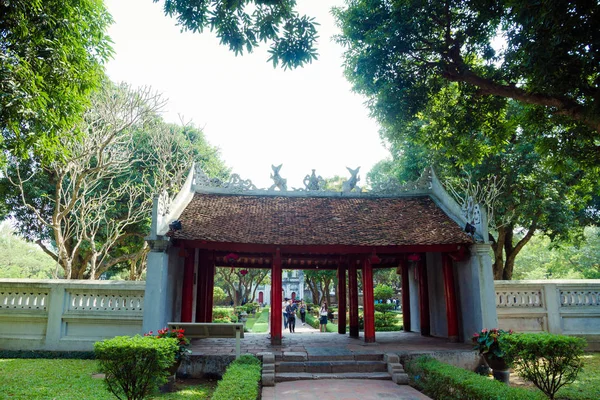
[405,355,544,400]
[94,335,178,400]
[0,350,95,359]
[212,354,262,400]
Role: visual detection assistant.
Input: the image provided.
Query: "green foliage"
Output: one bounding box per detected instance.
[1,82,230,280]
[249,306,269,333]
[405,355,544,400]
[94,335,178,400]
[373,284,394,302]
[154,0,318,69]
[213,287,227,305]
[0,358,218,399]
[335,0,600,169]
[0,221,60,278]
[0,0,113,162]
[374,311,398,329]
[502,333,587,400]
[472,328,513,360]
[212,307,236,322]
[514,226,600,279]
[374,303,395,313]
[0,358,113,399]
[556,353,600,400]
[211,355,261,400]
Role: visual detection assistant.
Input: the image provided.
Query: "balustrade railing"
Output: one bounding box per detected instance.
[495,280,600,337]
[0,279,145,352]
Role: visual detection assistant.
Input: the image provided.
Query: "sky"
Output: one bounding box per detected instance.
[104,0,389,189]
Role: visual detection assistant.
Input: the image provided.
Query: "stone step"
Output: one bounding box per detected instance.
[277,352,384,362]
[276,360,387,374]
[275,372,392,382]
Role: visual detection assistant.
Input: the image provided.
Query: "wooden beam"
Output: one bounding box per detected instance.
[400,258,411,333]
[270,248,283,345]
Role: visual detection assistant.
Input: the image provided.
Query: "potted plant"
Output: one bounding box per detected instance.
[472,328,513,383]
[145,327,192,392]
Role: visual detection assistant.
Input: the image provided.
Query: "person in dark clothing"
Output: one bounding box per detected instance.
[286,299,298,333]
[299,301,306,325]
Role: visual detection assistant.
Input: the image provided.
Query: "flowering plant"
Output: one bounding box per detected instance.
[145,327,192,361]
[472,328,513,360]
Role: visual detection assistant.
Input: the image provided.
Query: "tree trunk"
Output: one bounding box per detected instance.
[491,221,538,280]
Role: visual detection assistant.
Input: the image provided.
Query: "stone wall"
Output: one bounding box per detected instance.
[495,279,600,349]
[2,278,599,352]
[0,279,145,351]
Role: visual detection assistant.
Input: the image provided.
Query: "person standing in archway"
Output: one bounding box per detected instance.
[299,301,307,325]
[319,302,328,332]
[286,299,297,333]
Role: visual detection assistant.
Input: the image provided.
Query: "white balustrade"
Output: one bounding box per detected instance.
[0,279,145,352]
[0,290,48,311]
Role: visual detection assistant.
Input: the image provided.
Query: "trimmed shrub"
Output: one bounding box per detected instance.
[373,284,394,302]
[212,354,262,400]
[405,355,544,400]
[213,307,235,322]
[375,303,396,313]
[502,333,586,400]
[375,311,397,328]
[94,335,178,400]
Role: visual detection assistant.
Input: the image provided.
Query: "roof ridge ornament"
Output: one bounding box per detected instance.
[269,164,287,191]
[192,165,433,196]
[342,166,361,193]
[303,169,325,191]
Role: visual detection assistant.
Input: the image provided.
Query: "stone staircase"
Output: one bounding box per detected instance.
[260,352,409,387]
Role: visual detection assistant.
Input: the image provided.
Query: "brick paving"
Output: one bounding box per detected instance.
[189,324,471,400]
[189,325,472,359]
[261,379,431,399]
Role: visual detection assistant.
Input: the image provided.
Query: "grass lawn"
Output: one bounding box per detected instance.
[555,352,600,400]
[248,306,269,333]
[0,359,216,400]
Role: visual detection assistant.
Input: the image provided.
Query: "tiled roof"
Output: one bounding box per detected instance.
[173,193,473,246]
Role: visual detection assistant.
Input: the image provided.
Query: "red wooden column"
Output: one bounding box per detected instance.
[181,248,195,322]
[270,249,283,345]
[337,261,347,335]
[443,253,459,342]
[417,255,431,336]
[205,253,216,323]
[400,258,411,332]
[195,251,208,322]
[362,257,376,343]
[348,259,359,338]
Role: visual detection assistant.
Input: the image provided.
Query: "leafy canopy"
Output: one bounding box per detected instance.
[0,0,113,162]
[154,0,319,69]
[334,0,600,168]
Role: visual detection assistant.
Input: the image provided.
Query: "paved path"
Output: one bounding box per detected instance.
[262,379,432,400]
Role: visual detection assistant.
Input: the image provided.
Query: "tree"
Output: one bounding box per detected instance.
[514,227,600,280]
[213,286,227,305]
[1,82,230,279]
[0,221,59,279]
[304,269,336,306]
[334,0,600,169]
[373,284,394,302]
[153,0,319,69]
[1,0,113,162]
[368,102,599,279]
[215,267,270,306]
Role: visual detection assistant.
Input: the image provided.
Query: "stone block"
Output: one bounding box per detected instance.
[258,352,275,363]
[388,363,405,374]
[392,373,409,385]
[262,372,275,387]
[282,351,307,361]
[384,353,399,364]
